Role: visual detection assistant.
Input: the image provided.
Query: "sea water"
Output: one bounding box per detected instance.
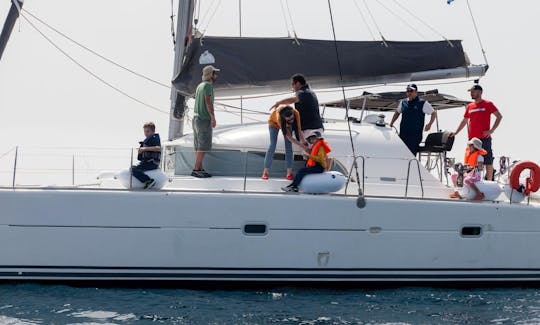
[1,284,539,324]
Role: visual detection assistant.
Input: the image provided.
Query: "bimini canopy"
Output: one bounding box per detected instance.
[173,36,487,97]
[322,90,471,111]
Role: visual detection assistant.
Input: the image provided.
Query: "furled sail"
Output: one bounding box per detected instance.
[173,36,487,97]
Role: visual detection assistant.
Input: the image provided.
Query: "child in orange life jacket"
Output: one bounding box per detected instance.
[449,137,487,200]
[281,130,331,192]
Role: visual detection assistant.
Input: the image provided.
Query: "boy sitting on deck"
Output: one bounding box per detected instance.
[131,122,161,189]
[282,130,331,192]
[449,137,487,200]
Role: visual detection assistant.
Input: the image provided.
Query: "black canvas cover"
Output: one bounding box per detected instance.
[322,90,471,111]
[173,37,468,97]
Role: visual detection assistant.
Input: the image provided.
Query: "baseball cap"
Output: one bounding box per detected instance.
[468,84,483,91]
[406,83,418,91]
[202,65,220,81]
[305,130,322,139]
[467,137,483,150]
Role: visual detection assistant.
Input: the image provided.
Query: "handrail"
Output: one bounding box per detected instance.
[405,158,424,198]
[344,155,365,196]
[12,146,18,189]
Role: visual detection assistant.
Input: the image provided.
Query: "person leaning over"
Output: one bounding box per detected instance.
[281,130,330,193]
[192,65,219,178]
[131,122,161,189]
[270,74,324,138]
[262,105,305,180]
[450,84,502,181]
[390,84,437,156]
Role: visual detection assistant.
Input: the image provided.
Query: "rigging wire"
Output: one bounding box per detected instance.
[373,0,426,40]
[279,0,292,37]
[19,12,169,115]
[170,0,176,45]
[22,9,172,89]
[284,0,300,43]
[200,0,222,35]
[466,0,489,66]
[391,0,453,46]
[362,0,387,46]
[197,0,216,28]
[351,0,376,41]
[326,0,363,197]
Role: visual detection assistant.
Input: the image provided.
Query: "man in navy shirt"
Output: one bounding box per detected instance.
[271,74,324,140]
[132,122,161,189]
[390,84,437,156]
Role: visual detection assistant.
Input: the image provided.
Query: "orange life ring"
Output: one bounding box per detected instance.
[510,161,540,196]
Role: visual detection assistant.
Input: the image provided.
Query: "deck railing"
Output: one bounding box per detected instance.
[0,146,432,199]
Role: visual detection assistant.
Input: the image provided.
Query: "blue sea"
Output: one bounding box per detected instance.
[1,284,540,324]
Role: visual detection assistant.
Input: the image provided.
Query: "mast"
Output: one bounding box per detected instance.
[0,0,24,62]
[168,0,195,141]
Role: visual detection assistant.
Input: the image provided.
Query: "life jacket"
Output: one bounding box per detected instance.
[306,139,331,167]
[399,96,426,137]
[464,147,487,168]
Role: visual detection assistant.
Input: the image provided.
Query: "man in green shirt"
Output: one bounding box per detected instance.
[192,65,219,178]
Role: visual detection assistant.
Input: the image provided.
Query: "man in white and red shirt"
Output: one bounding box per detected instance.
[451,85,503,181]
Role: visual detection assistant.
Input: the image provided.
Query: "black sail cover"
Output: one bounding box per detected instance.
[173,37,468,97]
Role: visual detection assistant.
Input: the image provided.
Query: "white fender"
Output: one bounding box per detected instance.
[115,169,170,190]
[459,181,502,201]
[502,184,526,203]
[299,171,347,194]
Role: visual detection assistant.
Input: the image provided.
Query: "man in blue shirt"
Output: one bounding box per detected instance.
[390,84,437,156]
[131,122,161,189]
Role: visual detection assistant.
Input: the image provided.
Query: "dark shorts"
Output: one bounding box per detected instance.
[481,137,494,165]
[193,117,212,151]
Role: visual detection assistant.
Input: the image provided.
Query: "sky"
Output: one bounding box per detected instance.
[1,0,539,183]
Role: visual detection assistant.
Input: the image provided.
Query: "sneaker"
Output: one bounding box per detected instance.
[285,173,293,180]
[281,186,298,192]
[191,170,211,178]
[261,171,269,180]
[449,191,461,199]
[143,179,156,189]
[199,169,212,178]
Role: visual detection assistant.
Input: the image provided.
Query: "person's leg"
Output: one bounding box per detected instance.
[481,137,494,181]
[131,164,150,183]
[283,133,293,178]
[194,151,205,171]
[289,165,324,188]
[469,182,485,200]
[263,126,279,177]
[449,173,461,198]
[193,118,212,176]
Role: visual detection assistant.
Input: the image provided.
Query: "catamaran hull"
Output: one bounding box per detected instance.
[1,188,539,283]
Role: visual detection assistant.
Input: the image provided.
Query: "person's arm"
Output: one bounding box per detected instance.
[483,110,503,138]
[423,102,437,131]
[450,117,469,137]
[204,95,216,128]
[424,111,437,131]
[270,96,298,110]
[389,112,400,128]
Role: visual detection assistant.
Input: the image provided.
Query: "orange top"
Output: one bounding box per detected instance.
[268,107,302,131]
[464,147,487,168]
[306,139,332,168]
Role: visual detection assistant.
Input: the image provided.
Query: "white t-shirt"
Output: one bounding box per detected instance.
[396,99,434,114]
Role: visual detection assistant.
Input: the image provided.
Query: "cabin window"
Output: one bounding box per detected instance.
[172,147,346,177]
[243,224,267,235]
[461,226,483,237]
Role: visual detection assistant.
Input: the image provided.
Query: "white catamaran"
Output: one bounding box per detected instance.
[0,0,539,283]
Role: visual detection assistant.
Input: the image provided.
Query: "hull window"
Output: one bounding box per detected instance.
[243,224,268,235]
[461,226,483,237]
